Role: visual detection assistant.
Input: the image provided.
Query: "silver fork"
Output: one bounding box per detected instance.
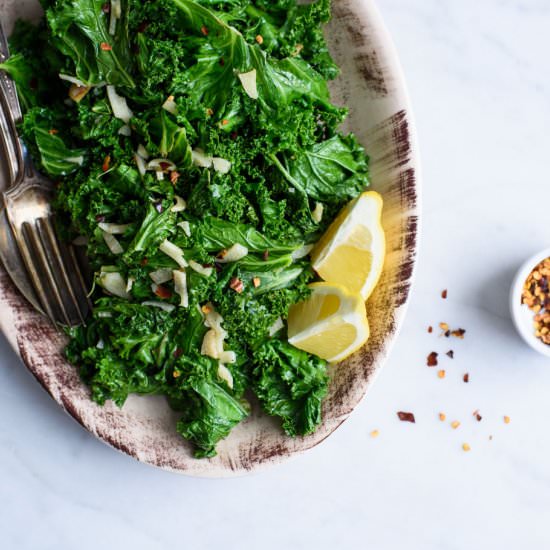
[0,62,91,327]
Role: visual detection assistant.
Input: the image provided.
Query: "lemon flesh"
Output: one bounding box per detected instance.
[311,191,385,300]
[288,283,370,363]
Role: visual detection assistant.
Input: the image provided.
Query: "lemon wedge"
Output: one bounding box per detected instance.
[311,191,385,300]
[288,283,370,363]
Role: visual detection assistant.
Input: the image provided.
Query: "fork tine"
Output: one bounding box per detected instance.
[17,222,62,326]
[36,217,88,325]
[22,221,72,326]
[67,244,93,312]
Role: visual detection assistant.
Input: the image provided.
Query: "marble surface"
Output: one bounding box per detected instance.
[1,1,550,548]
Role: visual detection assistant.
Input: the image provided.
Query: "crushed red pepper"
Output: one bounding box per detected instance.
[154,285,172,299]
[170,171,180,185]
[229,277,244,293]
[452,329,466,339]
[463,373,469,383]
[397,411,416,423]
[100,42,112,51]
[427,352,438,367]
[522,258,550,344]
[446,350,454,359]
[441,289,448,299]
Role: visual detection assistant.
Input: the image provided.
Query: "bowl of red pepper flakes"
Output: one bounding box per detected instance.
[510,247,550,357]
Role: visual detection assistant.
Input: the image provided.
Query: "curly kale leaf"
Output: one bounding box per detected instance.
[164,351,249,458]
[253,339,328,436]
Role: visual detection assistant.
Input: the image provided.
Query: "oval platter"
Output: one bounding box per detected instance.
[0,0,420,477]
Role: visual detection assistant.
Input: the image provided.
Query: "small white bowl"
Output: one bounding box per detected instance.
[510,247,550,357]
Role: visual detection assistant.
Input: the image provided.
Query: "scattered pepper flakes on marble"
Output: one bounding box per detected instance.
[427,352,439,367]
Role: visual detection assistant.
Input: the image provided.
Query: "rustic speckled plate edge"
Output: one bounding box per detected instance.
[0,0,420,477]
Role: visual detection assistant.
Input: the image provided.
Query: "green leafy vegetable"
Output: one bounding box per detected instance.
[7,0,370,458]
[254,339,328,436]
[46,0,135,87]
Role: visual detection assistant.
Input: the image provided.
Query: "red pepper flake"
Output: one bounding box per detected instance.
[441,289,448,299]
[263,250,270,261]
[170,171,180,185]
[427,351,438,367]
[229,277,244,294]
[397,411,416,423]
[154,285,172,299]
[102,154,111,172]
[201,25,209,36]
[428,326,433,333]
[222,119,230,126]
[472,409,482,421]
[451,328,466,339]
[140,257,149,266]
[437,369,446,379]
[100,42,112,51]
[255,34,264,45]
[463,373,470,383]
[173,348,183,359]
[252,277,261,288]
[446,350,454,359]
[48,128,59,135]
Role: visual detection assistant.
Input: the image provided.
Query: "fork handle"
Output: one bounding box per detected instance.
[0,22,22,127]
[0,22,27,184]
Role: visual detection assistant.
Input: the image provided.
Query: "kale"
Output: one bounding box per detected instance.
[7,0,370,457]
[253,339,328,436]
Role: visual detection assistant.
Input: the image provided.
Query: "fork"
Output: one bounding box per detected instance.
[0,61,91,327]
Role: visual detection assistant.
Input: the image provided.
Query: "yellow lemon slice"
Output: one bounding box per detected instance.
[311,191,385,300]
[287,282,370,363]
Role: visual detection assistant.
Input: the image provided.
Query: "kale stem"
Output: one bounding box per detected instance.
[268,153,307,197]
[244,5,276,24]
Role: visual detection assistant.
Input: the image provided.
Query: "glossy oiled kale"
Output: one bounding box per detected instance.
[7,0,370,457]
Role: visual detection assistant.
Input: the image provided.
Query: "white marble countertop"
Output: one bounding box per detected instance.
[2,1,550,548]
